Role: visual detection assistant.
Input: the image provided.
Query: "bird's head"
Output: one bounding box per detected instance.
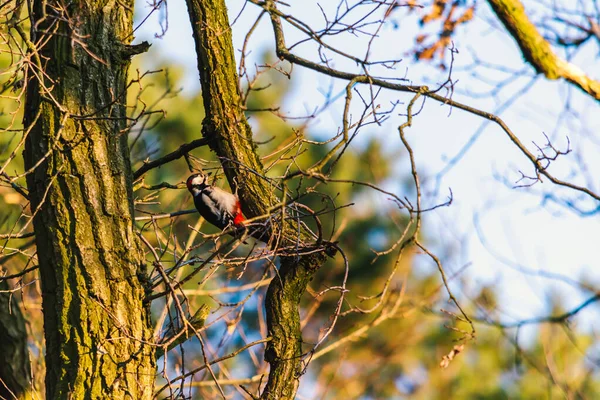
[186,172,208,193]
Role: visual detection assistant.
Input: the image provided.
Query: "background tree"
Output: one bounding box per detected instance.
[0,280,31,398]
[1,0,599,399]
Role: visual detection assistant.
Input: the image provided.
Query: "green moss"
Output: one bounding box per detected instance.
[487,0,561,79]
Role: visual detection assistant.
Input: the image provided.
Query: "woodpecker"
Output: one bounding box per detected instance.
[186,172,246,231]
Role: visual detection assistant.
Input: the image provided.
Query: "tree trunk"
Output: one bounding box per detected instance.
[23,1,155,398]
[184,0,327,398]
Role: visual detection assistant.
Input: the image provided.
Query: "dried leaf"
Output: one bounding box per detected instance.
[440,344,465,369]
[415,34,428,44]
[421,0,448,25]
[457,6,475,24]
[417,45,437,61]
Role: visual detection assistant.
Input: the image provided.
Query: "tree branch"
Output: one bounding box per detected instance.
[133,137,209,180]
[253,0,600,203]
[487,0,600,101]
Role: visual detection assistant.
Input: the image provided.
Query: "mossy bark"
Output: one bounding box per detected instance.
[487,0,562,79]
[261,255,323,399]
[487,0,600,101]
[184,0,327,398]
[23,1,155,398]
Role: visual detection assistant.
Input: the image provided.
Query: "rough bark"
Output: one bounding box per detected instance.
[261,255,322,399]
[184,0,327,398]
[23,1,155,398]
[487,0,600,101]
[0,281,31,399]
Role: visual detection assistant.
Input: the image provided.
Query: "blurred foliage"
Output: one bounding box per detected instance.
[0,32,27,224]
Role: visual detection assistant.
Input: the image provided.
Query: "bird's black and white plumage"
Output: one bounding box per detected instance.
[186,173,245,231]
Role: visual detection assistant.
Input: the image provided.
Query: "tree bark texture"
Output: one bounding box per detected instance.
[23,1,155,398]
[0,281,31,399]
[184,0,327,398]
[487,0,600,101]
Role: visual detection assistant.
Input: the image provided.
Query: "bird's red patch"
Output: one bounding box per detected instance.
[233,201,245,225]
[186,176,193,191]
[233,213,245,225]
